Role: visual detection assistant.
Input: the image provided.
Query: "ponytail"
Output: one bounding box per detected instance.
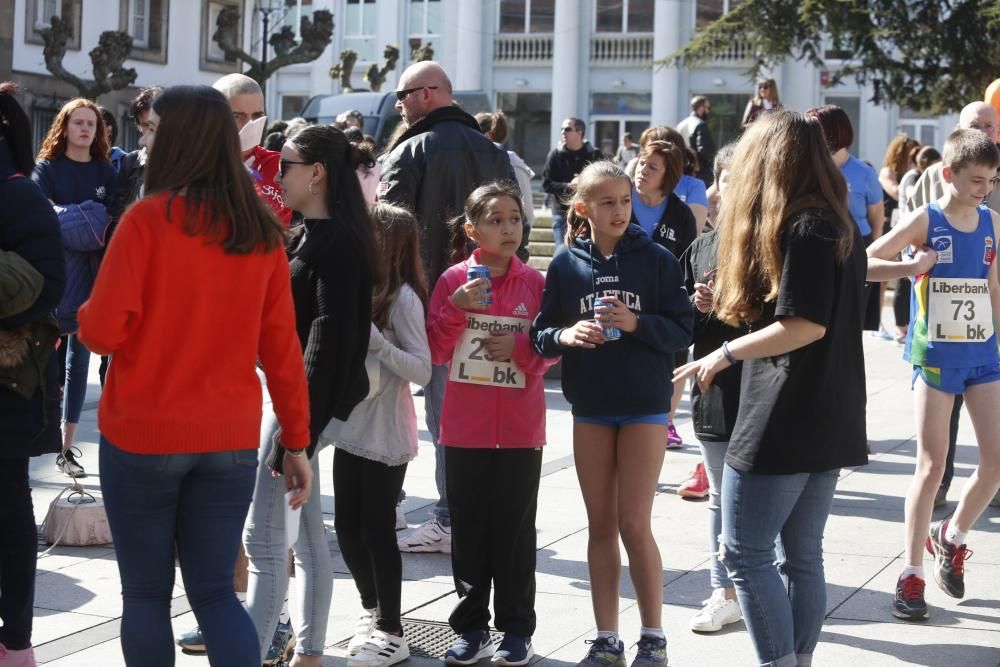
[448,213,474,264]
[564,203,590,245]
[0,82,35,175]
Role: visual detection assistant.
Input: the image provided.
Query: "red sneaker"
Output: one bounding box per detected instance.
[678,462,710,499]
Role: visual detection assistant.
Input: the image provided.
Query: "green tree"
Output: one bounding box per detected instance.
[662,0,1000,114]
[213,7,334,86]
[364,45,401,92]
[329,49,359,92]
[40,16,137,101]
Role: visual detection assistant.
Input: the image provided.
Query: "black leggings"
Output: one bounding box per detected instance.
[893,278,911,328]
[0,457,37,650]
[333,448,407,633]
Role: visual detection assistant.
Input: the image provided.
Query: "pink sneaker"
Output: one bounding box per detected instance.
[666,420,683,449]
[678,462,710,499]
[0,643,36,667]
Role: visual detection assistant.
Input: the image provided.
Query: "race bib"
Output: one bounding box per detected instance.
[927,278,994,343]
[449,314,527,388]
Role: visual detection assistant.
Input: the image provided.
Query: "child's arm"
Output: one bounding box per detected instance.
[508,274,559,375]
[426,272,486,365]
[370,287,432,387]
[988,210,1000,333]
[604,254,693,354]
[867,207,937,282]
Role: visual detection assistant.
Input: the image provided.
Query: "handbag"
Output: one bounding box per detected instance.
[40,482,112,549]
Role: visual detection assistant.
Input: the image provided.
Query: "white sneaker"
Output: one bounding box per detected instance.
[349,630,410,667]
[395,505,407,531]
[397,517,451,554]
[348,609,377,655]
[689,588,742,633]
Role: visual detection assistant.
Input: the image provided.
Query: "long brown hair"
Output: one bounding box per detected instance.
[144,85,285,254]
[882,133,920,179]
[371,203,428,329]
[714,110,854,325]
[37,98,109,163]
[752,78,781,107]
[565,161,631,244]
[448,181,525,264]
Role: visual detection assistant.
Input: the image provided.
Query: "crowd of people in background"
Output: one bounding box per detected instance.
[2,55,1000,667]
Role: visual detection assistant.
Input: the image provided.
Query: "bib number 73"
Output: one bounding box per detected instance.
[928,278,993,343]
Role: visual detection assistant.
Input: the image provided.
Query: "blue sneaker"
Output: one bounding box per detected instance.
[175,626,206,653]
[493,634,533,666]
[444,630,494,665]
[631,635,668,667]
[577,637,625,667]
[263,620,295,666]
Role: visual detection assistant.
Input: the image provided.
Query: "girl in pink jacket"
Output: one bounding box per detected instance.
[426,182,556,666]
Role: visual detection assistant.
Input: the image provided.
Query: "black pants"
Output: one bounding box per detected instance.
[893,278,910,328]
[861,234,881,330]
[333,448,407,633]
[942,395,963,491]
[0,457,37,650]
[446,446,542,638]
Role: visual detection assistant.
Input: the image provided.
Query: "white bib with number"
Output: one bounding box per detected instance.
[449,313,527,388]
[927,278,994,343]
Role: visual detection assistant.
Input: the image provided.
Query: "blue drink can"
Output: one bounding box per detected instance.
[594,297,621,341]
[467,265,492,306]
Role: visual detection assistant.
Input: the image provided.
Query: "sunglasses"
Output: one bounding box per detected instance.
[560,126,578,133]
[279,159,310,177]
[396,85,438,101]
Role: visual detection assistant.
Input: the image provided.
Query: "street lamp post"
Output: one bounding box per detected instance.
[256,0,284,95]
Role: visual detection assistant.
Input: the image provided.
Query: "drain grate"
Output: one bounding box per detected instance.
[334,618,503,659]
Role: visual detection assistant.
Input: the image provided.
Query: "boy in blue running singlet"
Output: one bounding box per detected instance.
[868,128,1000,621]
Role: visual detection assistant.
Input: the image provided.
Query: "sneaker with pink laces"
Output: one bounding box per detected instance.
[678,462,709,499]
[666,421,683,449]
[0,642,36,667]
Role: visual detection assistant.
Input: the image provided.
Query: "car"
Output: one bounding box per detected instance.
[300,90,493,150]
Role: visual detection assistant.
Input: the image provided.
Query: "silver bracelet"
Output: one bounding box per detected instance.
[721,341,738,365]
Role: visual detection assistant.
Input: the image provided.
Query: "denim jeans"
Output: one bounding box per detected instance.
[697,439,732,590]
[244,409,332,659]
[60,334,90,423]
[721,464,839,667]
[423,363,450,525]
[551,209,567,253]
[99,437,259,667]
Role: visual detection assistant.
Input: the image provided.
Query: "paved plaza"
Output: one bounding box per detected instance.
[24,322,1000,666]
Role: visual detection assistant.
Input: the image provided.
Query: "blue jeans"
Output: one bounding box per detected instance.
[244,409,332,659]
[697,439,732,590]
[551,209,567,252]
[99,437,259,667]
[424,363,450,525]
[61,334,90,423]
[721,465,839,667]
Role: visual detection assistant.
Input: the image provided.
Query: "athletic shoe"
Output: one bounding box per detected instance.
[576,637,626,667]
[349,630,410,667]
[0,642,36,667]
[926,519,972,598]
[665,421,683,449]
[397,516,451,554]
[56,447,86,478]
[263,620,295,666]
[175,626,206,652]
[348,609,377,655]
[493,634,533,666]
[395,505,407,531]
[444,630,494,665]
[677,463,709,499]
[689,588,742,632]
[631,635,668,667]
[933,485,948,508]
[892,574,928,620]
[869,328,893,341]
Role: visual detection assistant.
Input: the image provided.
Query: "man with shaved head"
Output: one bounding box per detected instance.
[211,73,291,225]
[907,100,1000,511]
[379,62,514,559]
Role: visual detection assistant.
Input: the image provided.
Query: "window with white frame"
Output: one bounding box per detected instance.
[26,0,80,48]
[282,0,315,40]
[898,109,940,149]
[595,0,653,33]
[344,0,376,61]
[202,0,240,70]
[409,0,441,39]
[498,0,554,34]
[695,0,741,30]
[35,0,61,29]
[120,0,167,61]
[129,0,151,47]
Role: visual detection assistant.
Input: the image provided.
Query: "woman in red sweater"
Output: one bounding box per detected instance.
[77,85,312,667]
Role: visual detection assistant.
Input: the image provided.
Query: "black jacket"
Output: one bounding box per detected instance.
[633,192,697,260]
[108,148,145,243]
[379,106,514,284]
[681,228,747,442]
[542,143,604,213]
[688,121,716,184]
[0,144,66,458]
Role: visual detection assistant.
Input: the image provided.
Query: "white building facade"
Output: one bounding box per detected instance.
[4,0,957,173]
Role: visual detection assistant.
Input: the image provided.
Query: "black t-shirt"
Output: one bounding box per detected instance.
[725,208,868,474]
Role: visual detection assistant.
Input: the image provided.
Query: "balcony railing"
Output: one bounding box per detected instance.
[590,34,653,66]
[493,34,554,65]
[705,37,753,64]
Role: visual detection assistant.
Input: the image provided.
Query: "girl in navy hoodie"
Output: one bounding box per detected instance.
[531,161,693,667]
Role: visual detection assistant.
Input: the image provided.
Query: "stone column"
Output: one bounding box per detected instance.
[651,0,682,125]
[550,0,581,147]
[455,0,483,90]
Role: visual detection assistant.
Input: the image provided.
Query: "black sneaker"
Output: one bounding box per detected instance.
[493,634,533,666]
[56,447,87,478]
[925,519,972,598]
[577,637,626,667]
[631,635,668,667]
[892,574,928,620]
[444,630,494,665]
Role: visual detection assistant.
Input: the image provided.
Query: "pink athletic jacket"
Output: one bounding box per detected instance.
[427,250,557,448]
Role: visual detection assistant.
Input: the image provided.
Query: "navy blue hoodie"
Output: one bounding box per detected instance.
[531,224,693,416]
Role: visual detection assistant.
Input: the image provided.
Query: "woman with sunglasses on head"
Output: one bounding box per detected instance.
[243,125,376,667]
[741,79,782,130]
